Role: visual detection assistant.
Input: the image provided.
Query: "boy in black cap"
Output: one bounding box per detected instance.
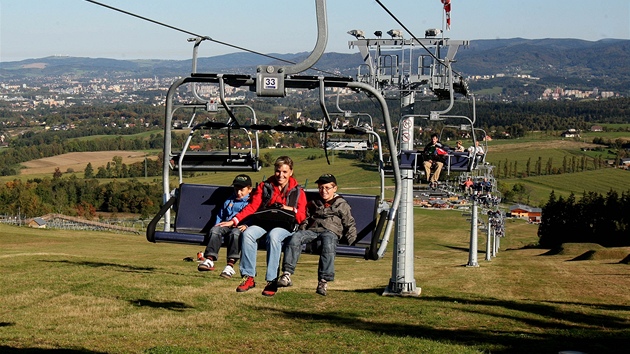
[198,174,252,278]
[276,173,357,296]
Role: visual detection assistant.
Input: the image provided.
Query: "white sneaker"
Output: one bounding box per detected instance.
[220,264,236,278]
[277,272,292,287]
[197,258,214,271]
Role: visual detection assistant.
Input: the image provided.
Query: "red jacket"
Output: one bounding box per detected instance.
[232,176,307,226]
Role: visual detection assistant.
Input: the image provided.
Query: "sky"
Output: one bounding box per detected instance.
[1,0,628,62]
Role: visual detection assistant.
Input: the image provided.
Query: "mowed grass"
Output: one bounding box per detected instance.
[486,139,596,170]
[499,168,630,206]
[1,209,628,354]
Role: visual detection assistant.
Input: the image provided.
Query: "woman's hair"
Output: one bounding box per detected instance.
[274,155,294,170]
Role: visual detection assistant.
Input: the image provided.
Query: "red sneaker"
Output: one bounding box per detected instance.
[262,281,278,297]
[236,276,255,292]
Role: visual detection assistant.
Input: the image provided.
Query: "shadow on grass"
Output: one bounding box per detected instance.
[342,287,384,295]
[128,299,192,311]
[259,293,630,354]
[536,299,630,312]
[426,295,628,330]
[42,259,204,279]
[0,322,14,327]
[42,260,155,272]
[0,346,105,353]
[438,244,470,252]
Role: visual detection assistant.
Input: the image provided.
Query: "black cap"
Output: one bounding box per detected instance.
[232,174,252,188]
[315,173,336,185]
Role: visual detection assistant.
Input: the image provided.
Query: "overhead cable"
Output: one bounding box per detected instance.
[84,0,341,76]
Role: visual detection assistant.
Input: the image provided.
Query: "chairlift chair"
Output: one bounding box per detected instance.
[147,3,402,261]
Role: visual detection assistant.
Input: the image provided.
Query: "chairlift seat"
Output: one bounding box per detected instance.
[147,184,386,259]
[399,150,474,174]
[172,151,260,171]
[301,191,386,258]
[447,151,474,172]
[148,184,233,245]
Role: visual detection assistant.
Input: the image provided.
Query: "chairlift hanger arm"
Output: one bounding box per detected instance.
[346,81,400,259]
[218,75,239,128]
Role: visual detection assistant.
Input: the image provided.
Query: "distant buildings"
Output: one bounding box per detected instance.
[509,204,542,224]
[541,87,617,100]
[560,129,580,138]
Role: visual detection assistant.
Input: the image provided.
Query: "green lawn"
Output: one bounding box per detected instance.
[1,208,628,353]
[500,168,630,206]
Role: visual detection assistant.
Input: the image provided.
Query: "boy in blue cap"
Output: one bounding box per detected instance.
[198,174,252,278]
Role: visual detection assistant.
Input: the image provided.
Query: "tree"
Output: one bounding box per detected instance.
[562,155,568,174]
[84,162,94,178]
[525,157,531,177]
[546,157,553,175]
[503,159,510,178]
[53,167,63,179]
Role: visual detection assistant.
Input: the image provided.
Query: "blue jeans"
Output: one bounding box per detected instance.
[282,230,338,282]
[239,225,292,282]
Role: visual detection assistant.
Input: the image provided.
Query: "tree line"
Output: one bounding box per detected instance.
[0,133,164,176]
[538,190,630,248]
[0,175,163,220]
[83,156,162,179]
[494,154,611,179]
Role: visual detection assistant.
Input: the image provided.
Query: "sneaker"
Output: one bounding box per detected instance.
[316,279,328,296]
[236,276,255,292]
[261,281,278,297]
[220,265,236,279]
[277,272,292,287]
[197,258,214,271]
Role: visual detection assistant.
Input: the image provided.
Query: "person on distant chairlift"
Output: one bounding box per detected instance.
[468,140,485,157]
[454,140,465,152]
[463,176,474,195]
[422,133,447,189]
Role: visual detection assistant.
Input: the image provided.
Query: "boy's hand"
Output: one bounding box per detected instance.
[237,225,248,231]
[217,220,234,228]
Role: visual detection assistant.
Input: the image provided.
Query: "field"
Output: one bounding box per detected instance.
[10,136,628,207]
[1,209,628,353]
[18,151,152,176]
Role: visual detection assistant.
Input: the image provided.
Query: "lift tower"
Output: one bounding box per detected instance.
[349,32,469,296]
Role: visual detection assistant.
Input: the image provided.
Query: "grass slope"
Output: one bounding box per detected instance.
[0,209,628,354]
[500,168,630,206]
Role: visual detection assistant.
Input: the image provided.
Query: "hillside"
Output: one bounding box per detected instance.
[2,38,629,97]
[0,210,628,353]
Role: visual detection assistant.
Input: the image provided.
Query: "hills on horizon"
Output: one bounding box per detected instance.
[2,38,629,97]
